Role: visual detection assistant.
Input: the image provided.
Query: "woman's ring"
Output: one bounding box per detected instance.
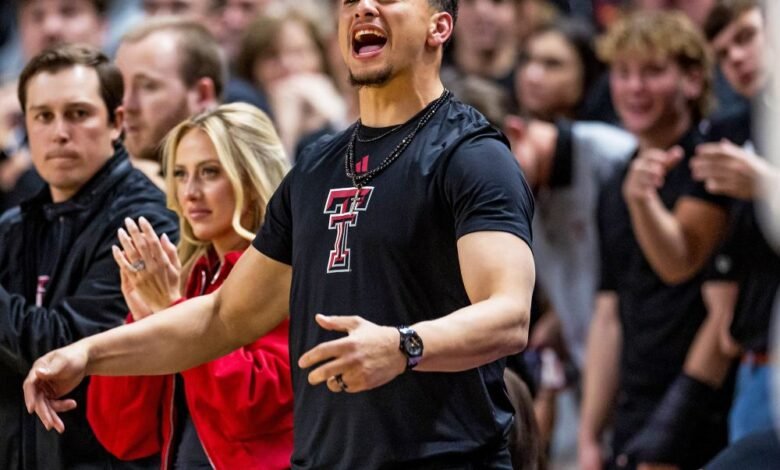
[130,260,146,272]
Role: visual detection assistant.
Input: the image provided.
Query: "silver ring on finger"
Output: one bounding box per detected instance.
[334,374,348,392]
[129,259,146,272]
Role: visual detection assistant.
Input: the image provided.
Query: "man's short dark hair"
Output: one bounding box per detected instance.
[429,0,458,25]
[704,0,761,41]
[16,0,109,16]
[18,44,123,124]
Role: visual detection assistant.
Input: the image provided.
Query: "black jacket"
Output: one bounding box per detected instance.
[0,146,178,470]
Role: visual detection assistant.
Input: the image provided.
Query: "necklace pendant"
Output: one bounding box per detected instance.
[349,186,361,214]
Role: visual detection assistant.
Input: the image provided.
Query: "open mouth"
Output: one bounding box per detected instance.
[352,28,388,56]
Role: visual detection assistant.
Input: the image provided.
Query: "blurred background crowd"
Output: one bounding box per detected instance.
[1,1,779,469]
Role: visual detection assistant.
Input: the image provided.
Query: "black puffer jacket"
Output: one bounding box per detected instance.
[0,146,178,470]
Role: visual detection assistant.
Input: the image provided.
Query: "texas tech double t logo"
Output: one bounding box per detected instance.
[324,186,374,273]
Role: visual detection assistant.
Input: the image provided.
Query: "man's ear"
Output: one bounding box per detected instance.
[111,106,125,143]
[189,77,219,113]
[503,114,527,144]
[427,12,454,48]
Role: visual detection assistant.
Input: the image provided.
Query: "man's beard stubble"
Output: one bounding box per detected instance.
[124,133,163,163]
[124,99,192,163]
[349,66,394,88]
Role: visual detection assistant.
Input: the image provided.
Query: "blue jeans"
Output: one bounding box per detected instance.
[729,359,775,443]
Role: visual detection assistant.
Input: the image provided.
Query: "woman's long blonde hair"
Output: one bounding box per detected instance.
[161,102,289,277]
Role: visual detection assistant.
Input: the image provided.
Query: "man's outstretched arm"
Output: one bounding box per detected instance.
[23,247,291,432]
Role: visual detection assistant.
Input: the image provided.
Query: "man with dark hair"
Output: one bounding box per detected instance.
[0,44,178,470]
[0,0,111,212]
[430,0,459,20]
[692,0,780,445]
[704,0,767,99]
[25,1,537,468]
[116,17,223,188]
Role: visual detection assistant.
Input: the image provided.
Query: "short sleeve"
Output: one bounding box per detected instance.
[252,170,294,265]
[597,179,619,292]
[549,120,574,188]
[442,133,534,247]
[684,178,732,208]
[705,203,749,281]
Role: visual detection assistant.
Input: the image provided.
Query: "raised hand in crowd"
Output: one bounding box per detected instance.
[691,139,777,200]
[268,73,347,155]
[112,216,182,319]
[622,146,684,202]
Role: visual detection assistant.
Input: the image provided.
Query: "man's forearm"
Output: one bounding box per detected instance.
[580,293,621,441]
[686,282,741,385]
[82,294,239,376]
[683,314,735,387]
[627,195,691,283]
[412,295,530,372]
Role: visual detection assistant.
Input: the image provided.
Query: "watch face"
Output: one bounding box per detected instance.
[404,335,423,357]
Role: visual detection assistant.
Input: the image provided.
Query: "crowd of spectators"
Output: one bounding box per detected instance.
[1,0,779,469]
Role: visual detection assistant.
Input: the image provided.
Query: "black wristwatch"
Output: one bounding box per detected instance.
[397,326,423,370]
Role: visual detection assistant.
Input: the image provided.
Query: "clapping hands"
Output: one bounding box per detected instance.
[112,217,181,320]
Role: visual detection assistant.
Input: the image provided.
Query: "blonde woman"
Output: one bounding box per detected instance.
[87,103,293,470]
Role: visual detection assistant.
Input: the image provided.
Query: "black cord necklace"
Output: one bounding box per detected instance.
[345,89,451,192]
[355,123,404,143]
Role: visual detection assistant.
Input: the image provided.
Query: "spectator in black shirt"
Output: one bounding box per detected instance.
[579,11,731,470]
[691,0,780,444]
[24,1,537,468]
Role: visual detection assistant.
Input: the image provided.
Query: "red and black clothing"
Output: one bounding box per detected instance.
[87,250,293,470]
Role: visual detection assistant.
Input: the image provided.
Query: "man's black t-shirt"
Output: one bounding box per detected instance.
[253,96,534,469]
[706,103,780,352]
[598,128,730,431]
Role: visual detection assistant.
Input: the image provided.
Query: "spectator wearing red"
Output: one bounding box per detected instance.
[87,103,292,470]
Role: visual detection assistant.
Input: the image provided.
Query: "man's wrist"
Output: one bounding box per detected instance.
[397,325,424,370]
[81,339,96,376]
[577,424,601,444]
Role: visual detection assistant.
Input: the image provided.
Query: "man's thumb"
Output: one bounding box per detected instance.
[665,146,685,170]
[35,365,54,380]
[315,313,359,332]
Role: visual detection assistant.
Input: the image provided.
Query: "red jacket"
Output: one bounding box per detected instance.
[87,250,293,470]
